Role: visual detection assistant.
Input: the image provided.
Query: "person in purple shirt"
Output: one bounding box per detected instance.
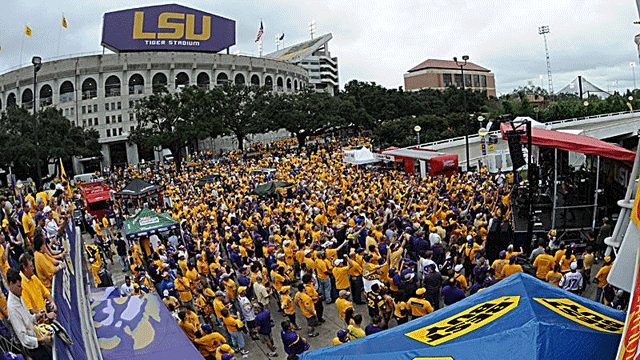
[281,320,310,355]
[229,244,243,270]
[442,277,466,306]
[255,303,277,357]
[364,315,384,335]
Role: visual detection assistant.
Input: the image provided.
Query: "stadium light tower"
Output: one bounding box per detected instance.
[309,21,316,39]
[538,25,554,95]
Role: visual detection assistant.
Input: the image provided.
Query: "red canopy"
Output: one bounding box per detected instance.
[79,182,112,203]
[500,123,635,162]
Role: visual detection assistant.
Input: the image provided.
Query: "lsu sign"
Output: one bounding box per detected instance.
[101,4,235,53]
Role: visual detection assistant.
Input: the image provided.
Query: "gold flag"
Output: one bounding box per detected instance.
[25,25,32,37]
[62,15,68,29]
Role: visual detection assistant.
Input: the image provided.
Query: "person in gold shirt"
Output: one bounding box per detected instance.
[19,254,56,314]
[175,273,194,310]
[595,256,613,303]
[407,288,433,319]
[178,309,197,342]
[33,235,64,291]
[331,329,350,346]
[546,264,563,287]
[194,324,227,359]
[335,290,353,325]
[532,248,555,280]
[294,283,319,338]
[280,286,301,330]
[491,251,510,280]
[502,256,523,278]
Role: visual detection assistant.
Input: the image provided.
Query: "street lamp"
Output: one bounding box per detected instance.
[32,56,42,190]
[454,55,470,170]
[414,125,421,145]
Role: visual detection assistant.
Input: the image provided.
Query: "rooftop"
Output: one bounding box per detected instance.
[408,59,491,73]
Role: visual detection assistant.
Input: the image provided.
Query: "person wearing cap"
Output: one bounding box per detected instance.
[559,262,583,294]
[279,286,300,330]
[161,271,178,299]
[163,289,180,309]
[501,256,523,279]
[194,323,227,360]
[533,247,555,280]
[332,329,350,346]
[215,344,235,360]
[294,283,319,338]
[453,264,467,292]
[407,288,434,319]
[254,302,278,357]
[281,320,310,356]
[237,286,258,340]
[335,290,353,325]
[595,256,614,303]
[491,251,509,281]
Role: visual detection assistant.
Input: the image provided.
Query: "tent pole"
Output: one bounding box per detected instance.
[551,148,558,229]
[592,156,600,230]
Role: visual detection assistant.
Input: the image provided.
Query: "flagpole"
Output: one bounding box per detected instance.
[19,32,25,68]
[57,14,63,57]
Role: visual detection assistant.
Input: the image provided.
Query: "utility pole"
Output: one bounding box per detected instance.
[538,25,554,95]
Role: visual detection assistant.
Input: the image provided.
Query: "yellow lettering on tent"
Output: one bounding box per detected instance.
[413,357,455,360]
[534,298,624,334]
[405,296,520,346]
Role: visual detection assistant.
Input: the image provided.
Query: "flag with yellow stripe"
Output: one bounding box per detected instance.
[25,25,32,37]
[617,178,640,359]
[62,15,68,29]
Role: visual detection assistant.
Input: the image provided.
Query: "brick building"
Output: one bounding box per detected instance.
[403,59,496,97]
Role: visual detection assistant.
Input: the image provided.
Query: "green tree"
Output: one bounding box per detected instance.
[130,85,219,172]
[0,106,100,183]
[212,84,271,150]
[268,88,348,147]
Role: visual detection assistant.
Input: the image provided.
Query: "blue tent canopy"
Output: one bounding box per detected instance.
[301,273,625,360]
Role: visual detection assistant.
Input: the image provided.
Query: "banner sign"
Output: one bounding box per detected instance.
[101,4,235,53]
[53,224,88,360]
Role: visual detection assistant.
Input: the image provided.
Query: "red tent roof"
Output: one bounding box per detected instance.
[79,182,112,203]
[500,123,635,162]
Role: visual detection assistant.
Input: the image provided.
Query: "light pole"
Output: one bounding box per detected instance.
[32,56,42,190]
[454,55,470,170]
[414,125,421,145]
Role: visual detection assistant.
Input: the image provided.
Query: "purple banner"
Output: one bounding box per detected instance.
[53,224,88,360]
[101,4,235,53]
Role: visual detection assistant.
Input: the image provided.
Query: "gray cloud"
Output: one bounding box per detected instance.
[0,0,637,95]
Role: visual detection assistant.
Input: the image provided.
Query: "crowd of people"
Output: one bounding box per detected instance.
[0,135,623,360]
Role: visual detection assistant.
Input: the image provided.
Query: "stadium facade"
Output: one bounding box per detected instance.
[0,4,314,173]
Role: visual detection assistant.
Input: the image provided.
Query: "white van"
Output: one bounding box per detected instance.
[73,173,104,184]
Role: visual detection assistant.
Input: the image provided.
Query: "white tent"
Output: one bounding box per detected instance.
[342,146,379,165]
[513,116,551,130]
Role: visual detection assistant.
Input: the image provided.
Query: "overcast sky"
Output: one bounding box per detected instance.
[0,0,638,95]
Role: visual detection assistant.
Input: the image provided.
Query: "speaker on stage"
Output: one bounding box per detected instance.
[506,132,526,170]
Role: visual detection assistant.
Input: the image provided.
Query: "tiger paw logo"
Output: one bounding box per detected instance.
[405,296,520,346]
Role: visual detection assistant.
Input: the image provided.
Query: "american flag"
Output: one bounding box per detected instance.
[255,21,264,43]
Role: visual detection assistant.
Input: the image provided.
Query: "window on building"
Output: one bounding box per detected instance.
[443,74,452,86]
[454,74,462,87]
[130,126,135,132]
[118,115,122,123]
[465,74,472,87]
[482,75,487,87]
[64,109,69,116]
[106,116,110,124]
[70,108,74,116]
[105,103,109,111]
[117,102,121,110]
[106,129,111,137]
[474,75,480,87]
[83,119,86,127]
[87,106,92,114]
[93,104,98,113]
[119,128,123,135]
[129,113,134,121]
[94,118,98,126]
[82,106,86,114]
[112,115,116,123]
